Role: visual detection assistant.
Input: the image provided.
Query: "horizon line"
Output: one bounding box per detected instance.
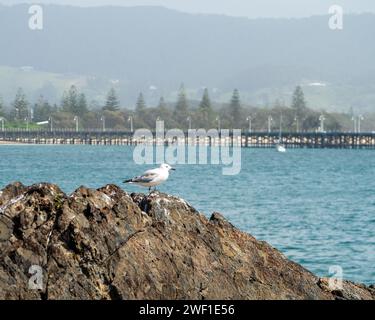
[1,2,375,20]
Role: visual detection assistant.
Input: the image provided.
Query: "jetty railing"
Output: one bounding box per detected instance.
[1,129,375,149]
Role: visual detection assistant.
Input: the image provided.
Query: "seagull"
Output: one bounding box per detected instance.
[123,163,176,192]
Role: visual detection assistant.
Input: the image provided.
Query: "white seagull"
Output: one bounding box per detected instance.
[123,163,176,191]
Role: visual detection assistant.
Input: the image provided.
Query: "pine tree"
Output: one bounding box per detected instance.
[174,84,189,123]
[291,86,306,118]
[157,96,167,119]
[12,88,29,120]
[61,85,78,114]
[136,92,146,115]
[77,93,88,117]
[199,88,213,127]
[103,88,120,111]
[34,95,52,122]
[229,89,241,127]
[61,91,70,112]
[134,92,147,128]
[61,85,87,116]
[157,96,167,112]
[68,85,79,114]
[0,96,4,117]
[156,96,175,128]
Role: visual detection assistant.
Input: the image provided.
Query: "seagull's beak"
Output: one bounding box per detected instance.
[170,167,176,171]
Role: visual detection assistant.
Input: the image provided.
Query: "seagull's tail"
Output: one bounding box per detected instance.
[123,179,133,184]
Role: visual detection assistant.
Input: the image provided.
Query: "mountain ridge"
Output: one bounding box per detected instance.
[0,5,374,111]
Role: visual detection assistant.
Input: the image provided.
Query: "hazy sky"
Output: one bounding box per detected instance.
[1,0,375,18]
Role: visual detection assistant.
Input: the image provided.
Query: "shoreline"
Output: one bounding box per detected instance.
[0,141,26,145]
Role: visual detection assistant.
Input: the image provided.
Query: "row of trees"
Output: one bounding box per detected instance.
[132,85,239,130]
[0,85,364,132]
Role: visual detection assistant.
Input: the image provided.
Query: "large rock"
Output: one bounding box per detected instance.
[0,182,374,300]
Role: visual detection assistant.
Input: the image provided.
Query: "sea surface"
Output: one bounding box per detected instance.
[0,145,374,285]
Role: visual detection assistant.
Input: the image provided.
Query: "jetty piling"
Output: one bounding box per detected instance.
[1,129,375,148]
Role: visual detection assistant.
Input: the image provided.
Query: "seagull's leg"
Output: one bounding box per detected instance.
[141,193,148,212]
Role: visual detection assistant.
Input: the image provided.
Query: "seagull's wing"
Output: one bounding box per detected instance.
[128,168,160,183]
[142,168,160,176]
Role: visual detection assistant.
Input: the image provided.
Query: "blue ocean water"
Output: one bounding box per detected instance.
[0,145,374,285]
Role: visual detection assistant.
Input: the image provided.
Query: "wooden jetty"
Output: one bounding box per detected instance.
[1,129,375,149]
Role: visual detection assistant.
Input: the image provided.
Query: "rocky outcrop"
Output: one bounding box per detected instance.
[0,182,374,300]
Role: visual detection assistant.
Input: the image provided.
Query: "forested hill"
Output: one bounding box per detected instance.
[0,4,375,110]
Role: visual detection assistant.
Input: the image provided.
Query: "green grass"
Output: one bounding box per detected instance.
[2,121,42,129]
[1,65,375,114]
[0,65,86,101]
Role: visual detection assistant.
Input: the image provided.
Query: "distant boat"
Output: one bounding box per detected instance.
[276,144,286,153]
[276,114,286,153]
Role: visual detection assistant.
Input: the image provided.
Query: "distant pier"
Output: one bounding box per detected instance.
[1,129,375,149]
